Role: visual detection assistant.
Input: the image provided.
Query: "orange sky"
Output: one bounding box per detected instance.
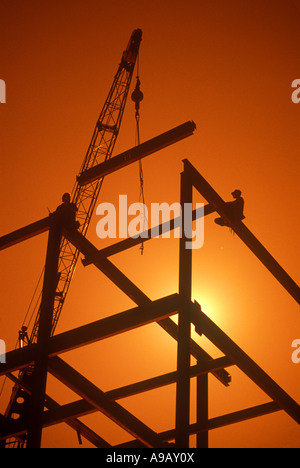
[0,0,299,448]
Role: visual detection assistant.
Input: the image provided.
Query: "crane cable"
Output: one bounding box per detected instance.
[131,54,146,254]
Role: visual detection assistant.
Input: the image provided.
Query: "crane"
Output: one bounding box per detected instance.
[2,28,143,448]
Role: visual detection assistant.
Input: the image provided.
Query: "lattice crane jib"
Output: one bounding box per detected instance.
[30,28,142,342]
[2,29,142,447]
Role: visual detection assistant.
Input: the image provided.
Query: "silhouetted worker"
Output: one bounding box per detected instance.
[55,193,80,229]
[215,189,245,227]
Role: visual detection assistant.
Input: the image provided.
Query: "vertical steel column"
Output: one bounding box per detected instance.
[175,162,193,447]
[196,372,209,448]
[27,218,62,448]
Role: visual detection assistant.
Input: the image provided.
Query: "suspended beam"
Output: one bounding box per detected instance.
[183,159,300,305]
[77,121,196,186]
[191,302,300,425]
[0,216,50,251]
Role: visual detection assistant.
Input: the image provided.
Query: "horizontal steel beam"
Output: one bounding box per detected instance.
[0,295,179,376]
[48,293,179,355]
[107,356,232,400]
[77,121,196,186]
[156,401,280,444]
[0,216,50,251]
[191,302,300,425]
[0,345,37,377]
[183,159,300,305]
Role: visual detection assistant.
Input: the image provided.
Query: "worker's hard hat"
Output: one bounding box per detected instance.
[231,189,242,198]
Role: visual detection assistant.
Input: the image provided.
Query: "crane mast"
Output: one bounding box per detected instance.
[3,29,142,447]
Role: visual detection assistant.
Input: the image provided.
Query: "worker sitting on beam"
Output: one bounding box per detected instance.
[215,189,245,227]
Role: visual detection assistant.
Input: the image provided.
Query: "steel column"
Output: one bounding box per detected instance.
[196,372,209,448]
[175,165,193,447]
[26,219,62,448]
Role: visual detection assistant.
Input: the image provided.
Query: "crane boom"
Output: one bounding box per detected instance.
[30,28,142,341]
[2,29,142,448]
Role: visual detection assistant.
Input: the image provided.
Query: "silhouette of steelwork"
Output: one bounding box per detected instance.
[0,27,299,449]
[0,154,299,448]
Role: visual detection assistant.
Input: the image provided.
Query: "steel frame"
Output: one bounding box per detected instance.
[0,154,299,448]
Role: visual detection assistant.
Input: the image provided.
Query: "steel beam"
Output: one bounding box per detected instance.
[158,401,280,443]
[77,121,196,186]
[0,216,50,251]
[0,345,37,377]
[191,302,300,424]
[0,296,230,386]
[183,159,300,305]
[0,295,178,376]
[107,356,232,401]
[48,293,179,355]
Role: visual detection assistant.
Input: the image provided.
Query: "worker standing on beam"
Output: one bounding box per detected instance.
[55,193,80,229]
